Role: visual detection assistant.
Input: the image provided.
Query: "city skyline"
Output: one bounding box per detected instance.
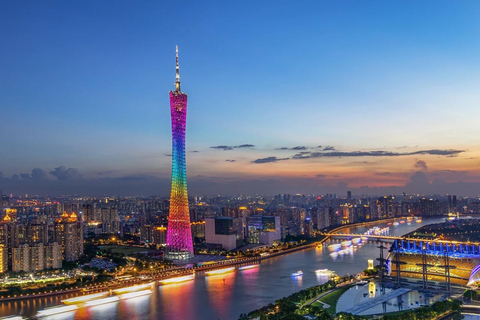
[2,1,480,196]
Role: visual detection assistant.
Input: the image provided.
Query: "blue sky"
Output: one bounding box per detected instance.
[1,1,480,196]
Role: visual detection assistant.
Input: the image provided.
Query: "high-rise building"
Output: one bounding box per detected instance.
[166,46,194,259]
[100,206,120,234]
[12,242,61,272]
[205,217,241,251]
[246,216,281,245]
[0,245,6,273]
[55,212,84,262]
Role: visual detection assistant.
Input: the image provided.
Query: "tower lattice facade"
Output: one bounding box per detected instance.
[166,46,194,259]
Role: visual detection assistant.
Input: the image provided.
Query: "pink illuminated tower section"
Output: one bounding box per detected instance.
[166,46,194,259]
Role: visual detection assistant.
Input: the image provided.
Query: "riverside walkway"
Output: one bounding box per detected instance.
[341,287,412,315]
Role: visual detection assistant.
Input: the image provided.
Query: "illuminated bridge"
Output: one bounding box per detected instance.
[321,233,402,241]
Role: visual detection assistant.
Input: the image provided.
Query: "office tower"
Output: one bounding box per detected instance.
[205,217,241,251]
[246,216,281,245]
[166,46,194,259]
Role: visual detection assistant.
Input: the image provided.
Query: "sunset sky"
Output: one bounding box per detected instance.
[2,1,480,196]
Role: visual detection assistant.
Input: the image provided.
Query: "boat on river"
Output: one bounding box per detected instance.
[315,269,335,276]
[352,237,362,245]
[159,274,195,284]
[328,243,342,252]
[36,305,78,318]
[291,271,303,277]
[341,240,352,248]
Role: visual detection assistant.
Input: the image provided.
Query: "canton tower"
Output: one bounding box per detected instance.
[166,46,194,259]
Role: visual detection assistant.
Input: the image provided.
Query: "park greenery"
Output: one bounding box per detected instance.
[238,279,349,320]
[337,298,462,320]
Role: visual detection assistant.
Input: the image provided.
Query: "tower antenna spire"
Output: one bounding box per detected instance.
[175,45,181,92]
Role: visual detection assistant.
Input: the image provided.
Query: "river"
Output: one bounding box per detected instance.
[0,217,446,320]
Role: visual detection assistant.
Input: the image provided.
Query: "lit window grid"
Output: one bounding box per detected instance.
[166,92,194,258]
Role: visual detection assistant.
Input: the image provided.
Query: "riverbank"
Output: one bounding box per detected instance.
[0,217,435,305]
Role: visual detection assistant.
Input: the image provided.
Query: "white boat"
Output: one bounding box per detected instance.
[159,274,194,284]
[84,296,120,307]
[205,267,235,276]
[118,289,152,300]
[36,305,78,317]
[341,240,352,248]
[291,271,303,277]
[238,265,259,271]
[393,222,399,226]
[352,237,362,245]
[315,269,335,276]
[328,243,342,252]
[114,283,152,294]
[62,291,109,304]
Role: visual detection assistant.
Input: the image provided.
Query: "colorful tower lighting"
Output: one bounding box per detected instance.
[166,46,194,259]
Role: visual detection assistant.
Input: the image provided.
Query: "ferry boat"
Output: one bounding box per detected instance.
[114,283,152,294]
[341,240,352,248]
[327,243,342,253]
[62,292,109,304]
[291,271,303,277]
[118,289,152,300]
[84,296,120,307]
[238,264,259,271]
[205,267,235,276]
[352,237,362,245]
[159,274,195,285]
[36,305,78,317]
[315,269,335,276]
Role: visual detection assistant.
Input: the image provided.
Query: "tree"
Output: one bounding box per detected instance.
[463,289,478,301]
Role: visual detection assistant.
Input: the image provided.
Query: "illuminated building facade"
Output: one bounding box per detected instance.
[246,216,281,245]
[388,239,480,287]
[55,212,84,261]
[0,245,6,273]
[166,46,194,259]
[11,242,62,272]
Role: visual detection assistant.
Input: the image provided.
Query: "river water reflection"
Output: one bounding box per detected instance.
[0,217,446,320]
